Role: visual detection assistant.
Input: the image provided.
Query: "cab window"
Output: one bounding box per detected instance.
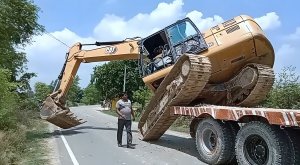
[167,21,198,45]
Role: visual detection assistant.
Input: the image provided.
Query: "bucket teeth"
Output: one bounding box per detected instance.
[40,96,85,129]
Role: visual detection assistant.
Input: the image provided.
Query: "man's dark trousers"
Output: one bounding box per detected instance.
[117,119,132,145]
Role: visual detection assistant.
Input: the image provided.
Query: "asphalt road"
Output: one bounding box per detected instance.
[48,105,206,165]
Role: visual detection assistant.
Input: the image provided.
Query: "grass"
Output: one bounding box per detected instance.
[0,119,52,165]
[21,120,52,165]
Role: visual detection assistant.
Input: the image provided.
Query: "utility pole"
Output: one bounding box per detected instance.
[123,65,126,92]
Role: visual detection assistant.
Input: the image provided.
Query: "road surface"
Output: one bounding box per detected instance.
[48,105,206,165]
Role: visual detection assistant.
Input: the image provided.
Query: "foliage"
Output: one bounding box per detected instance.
[93,60,144,101]
[0,0,44,45]
[66,75,83,106]
[34,82,51,102]
[262,66,300,109]
[0,0,44,79]
[17,72,37,96]
[49,79,58,91]
[81,84,101,105]
[0,69,18,130]
[133,87,152,116]
[0,0,43,130]
[0,0,46,163]
[0,70,41,130]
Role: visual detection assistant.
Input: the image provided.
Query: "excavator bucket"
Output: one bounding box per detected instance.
[40,96,85,129]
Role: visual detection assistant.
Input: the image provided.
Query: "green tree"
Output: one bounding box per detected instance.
[81,84,101,105]
[17,72,37,96]
[133,87,152,117]
[0,0,45,163]
[93,60,143,101]
[34,82,51,102]
[133,87,152,108]
[0,69,18,130]
[0,0,43,130]
[49,79,58,91]
[0,0,44,80]
[262,66,300,109]
[66,75,82,106]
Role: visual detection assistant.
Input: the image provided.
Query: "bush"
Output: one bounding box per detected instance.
[0,69,19,130]
[133,87,152,118]
[262,66,300,109]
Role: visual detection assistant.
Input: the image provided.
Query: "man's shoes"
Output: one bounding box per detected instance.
[127,144,135,149]
[118,143,122,147]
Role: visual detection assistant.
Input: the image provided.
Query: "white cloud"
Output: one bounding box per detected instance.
[275,27,300,74]
[254,12,281,30]
[186,10,224,31]
[25,0,282,88]
[93,0,185,40]
[286,27,300,40]
[25,28,98,88]
[277,44,296,56]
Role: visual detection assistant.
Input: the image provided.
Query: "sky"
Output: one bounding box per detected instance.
[25,0,300,88]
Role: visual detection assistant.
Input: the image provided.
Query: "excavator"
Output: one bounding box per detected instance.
[40,15,275,137]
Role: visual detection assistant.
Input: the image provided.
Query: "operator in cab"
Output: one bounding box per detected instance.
[116,92,135,149]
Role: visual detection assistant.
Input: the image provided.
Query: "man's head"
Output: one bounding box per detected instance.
[120,92,128,100]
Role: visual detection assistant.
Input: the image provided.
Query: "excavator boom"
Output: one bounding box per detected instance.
[40,38,141,128]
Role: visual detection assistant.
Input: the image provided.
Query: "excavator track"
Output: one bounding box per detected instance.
[237,64,274,107]
[138,54,211,141]
[195,63,275,107]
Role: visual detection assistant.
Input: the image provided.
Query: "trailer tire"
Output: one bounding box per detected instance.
[190,118,200,139]
[195,118,235,164]
[285,129,300,165]
[235,121,292,165]
[227,121,240,165]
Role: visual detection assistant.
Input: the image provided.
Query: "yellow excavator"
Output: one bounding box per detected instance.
[40,15,275,132]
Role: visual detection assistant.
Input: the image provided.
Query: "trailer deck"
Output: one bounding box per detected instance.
[170,105,300,127]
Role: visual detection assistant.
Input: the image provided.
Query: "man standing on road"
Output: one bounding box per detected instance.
[116,92,135,149]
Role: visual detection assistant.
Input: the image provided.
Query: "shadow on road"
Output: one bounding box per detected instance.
[44,125,139,138]
[60,129,85,136]
[67,126,139,133]
[149,134,200,160]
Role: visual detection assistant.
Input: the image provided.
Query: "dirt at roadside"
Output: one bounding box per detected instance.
[46,124,61,165]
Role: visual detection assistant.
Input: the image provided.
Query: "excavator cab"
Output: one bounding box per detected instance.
[138,17,208,77]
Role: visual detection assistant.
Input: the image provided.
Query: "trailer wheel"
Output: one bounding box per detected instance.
[285,129,300,165]
[227,121,240,165]
[190,118,200,138]
[195,118,235,164]
[235,121,292,165]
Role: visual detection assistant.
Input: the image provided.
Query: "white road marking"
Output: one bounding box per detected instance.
[60,130,79,165]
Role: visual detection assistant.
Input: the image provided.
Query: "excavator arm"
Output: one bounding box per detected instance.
[40,38,141,129]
